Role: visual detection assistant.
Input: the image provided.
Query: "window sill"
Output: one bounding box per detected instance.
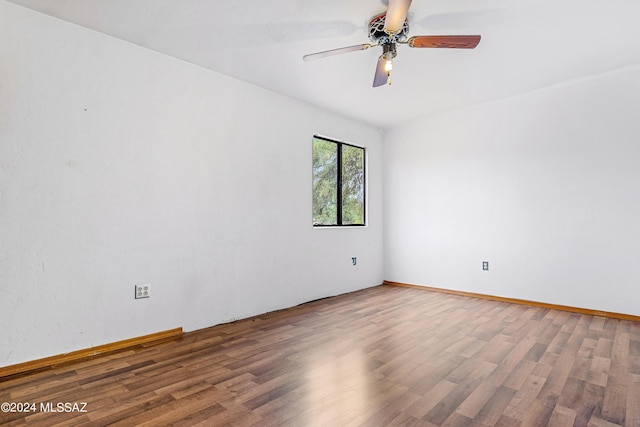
[313,225,368,229]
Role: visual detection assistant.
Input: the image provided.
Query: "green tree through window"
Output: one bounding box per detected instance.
[312,136,365,226]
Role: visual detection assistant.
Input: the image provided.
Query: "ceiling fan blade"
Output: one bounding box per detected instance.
[384,0,412,34]
[407,35,481,49]
[303,43,372,61]
[373,55,389,87]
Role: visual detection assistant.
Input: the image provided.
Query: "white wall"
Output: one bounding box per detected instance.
[384,65,640,316]
[0,2,383,367]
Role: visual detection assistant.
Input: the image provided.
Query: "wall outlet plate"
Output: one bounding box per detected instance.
[135,283,150,299]
[482,261,489,271]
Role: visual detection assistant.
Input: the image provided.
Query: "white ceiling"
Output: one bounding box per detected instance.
[8,0,640,129]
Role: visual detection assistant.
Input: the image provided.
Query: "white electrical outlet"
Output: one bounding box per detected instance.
[135,283,151,299]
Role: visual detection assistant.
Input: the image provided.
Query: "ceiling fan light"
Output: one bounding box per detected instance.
[384,60,393,72]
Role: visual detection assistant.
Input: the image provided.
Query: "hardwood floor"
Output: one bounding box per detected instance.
[2,284,640,426]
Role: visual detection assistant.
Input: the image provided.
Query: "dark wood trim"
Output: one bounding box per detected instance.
[0,327,183,379]
[383,280,640,323]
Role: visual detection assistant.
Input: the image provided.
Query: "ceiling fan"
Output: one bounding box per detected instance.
[302,0,481,87]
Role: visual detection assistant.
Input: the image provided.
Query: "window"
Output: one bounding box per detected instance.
[312,136,365,226]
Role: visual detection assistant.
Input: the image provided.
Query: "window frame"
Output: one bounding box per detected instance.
[312,135,366,227]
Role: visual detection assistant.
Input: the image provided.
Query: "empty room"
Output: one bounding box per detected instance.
[2,0,640,426]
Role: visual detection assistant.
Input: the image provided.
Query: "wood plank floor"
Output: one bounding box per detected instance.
[2,284,640,426]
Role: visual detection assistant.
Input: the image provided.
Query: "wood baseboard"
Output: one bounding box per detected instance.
[383,280,640,323]
[0,327,183,379]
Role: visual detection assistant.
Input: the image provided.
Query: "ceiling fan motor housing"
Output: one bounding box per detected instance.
[368,13,409,44]
[383,42,397,59]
